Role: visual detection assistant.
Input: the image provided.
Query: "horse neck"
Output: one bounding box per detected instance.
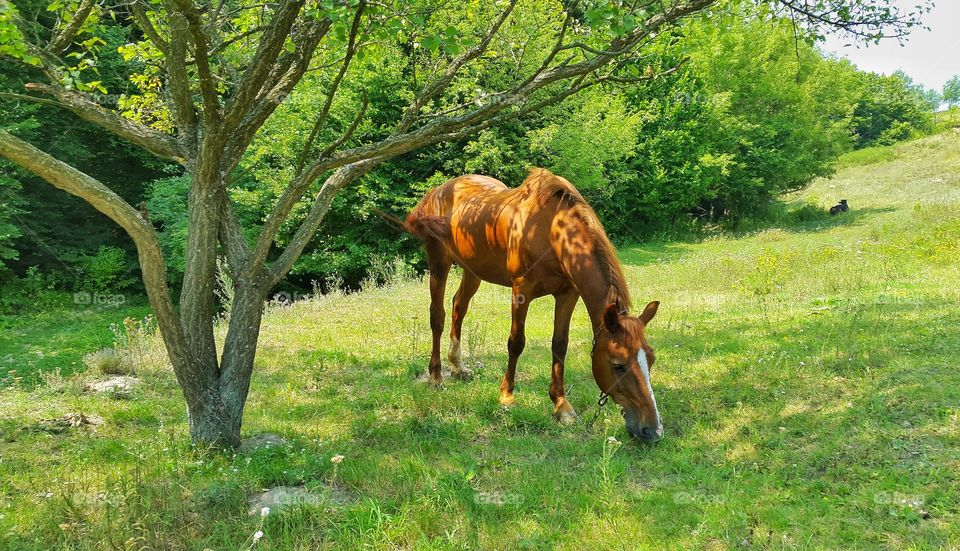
[566,255,621,335]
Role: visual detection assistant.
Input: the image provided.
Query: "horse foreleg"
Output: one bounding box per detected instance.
[500,284,530,406]
[550,289,580,425]
[426,242,451,387]
[448,272,481,380]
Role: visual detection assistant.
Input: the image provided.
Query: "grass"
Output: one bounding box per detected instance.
[0,295,151,383]
[1,131,959,549]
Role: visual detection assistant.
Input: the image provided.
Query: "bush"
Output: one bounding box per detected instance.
[850,71,934,148]
[0,266,67,314]
[83,348,128,375]
[78,246,137,293]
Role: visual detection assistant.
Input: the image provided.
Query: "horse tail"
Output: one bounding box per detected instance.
[373,208,411,232]
[374,209,452,241]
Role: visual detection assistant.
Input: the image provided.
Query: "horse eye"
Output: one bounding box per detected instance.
[612,363,627,374]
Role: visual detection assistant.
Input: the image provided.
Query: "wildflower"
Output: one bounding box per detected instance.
[607,436,620,446]
[331,454,345,464]
[252,530,264,543]
[260,506,270,517]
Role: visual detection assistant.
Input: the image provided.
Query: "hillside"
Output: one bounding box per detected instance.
[1,132,958,549]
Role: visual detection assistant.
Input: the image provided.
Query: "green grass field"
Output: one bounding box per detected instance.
[1,131,959,549]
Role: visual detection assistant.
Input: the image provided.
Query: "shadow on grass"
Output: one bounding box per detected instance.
[297,295,960,546]
[762,205,898,234]
[614,205,897,272]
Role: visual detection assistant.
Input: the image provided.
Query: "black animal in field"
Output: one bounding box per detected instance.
[829,199,849,216]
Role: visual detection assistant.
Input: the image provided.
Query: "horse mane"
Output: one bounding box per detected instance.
[523,168,633,312]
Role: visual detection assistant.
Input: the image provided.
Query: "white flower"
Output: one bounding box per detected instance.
[607,436,620,445]
[253,530,264,543]
[331,454,345,464]
[260,506,270,517]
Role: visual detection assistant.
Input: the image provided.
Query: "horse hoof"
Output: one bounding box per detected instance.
[499,393,515,406]
[555,411,578,426]
[451,368,473,381]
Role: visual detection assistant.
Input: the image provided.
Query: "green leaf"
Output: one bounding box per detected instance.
[422,34,441,52]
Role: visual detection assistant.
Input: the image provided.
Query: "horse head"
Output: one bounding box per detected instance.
[591,300,662,442]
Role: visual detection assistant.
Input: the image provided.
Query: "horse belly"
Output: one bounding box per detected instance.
[449,223,513,286]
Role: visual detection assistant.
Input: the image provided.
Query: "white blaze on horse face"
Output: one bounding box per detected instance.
[637,350,659,419]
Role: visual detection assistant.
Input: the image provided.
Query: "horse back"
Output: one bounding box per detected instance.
[407,169,587,291]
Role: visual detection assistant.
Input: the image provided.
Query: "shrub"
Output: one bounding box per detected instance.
[83,348,129,375]
[78,246,137,293]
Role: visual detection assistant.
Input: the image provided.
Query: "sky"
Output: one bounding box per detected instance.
[820,0,960,92]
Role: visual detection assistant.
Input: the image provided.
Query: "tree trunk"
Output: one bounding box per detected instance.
[174,282,262,446]
[180,163,222,373]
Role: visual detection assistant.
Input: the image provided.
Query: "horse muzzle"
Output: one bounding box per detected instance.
[623,409,663,442]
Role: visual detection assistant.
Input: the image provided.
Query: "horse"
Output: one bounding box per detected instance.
[399,168,663,442]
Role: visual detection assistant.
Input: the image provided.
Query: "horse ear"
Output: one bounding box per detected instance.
[603,303,621,333]
[639,301,660,325]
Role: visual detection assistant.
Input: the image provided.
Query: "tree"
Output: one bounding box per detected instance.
[944,75,960,107]
[0,0,931,446]
[850,71,934,147]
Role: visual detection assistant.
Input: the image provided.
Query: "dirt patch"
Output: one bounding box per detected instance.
[31,412,104,434]
[84,376,139,396]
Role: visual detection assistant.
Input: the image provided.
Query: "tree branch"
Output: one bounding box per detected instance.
[295,0,366,175]
[223,17,332,169]
[47,0,96,55]
[775,0,925,39]
[318,93,368,159]
[130,1,170,55]
[397,0,519,132]
[221,0,306,133]
[165,10,199,147]
[22,82,186,161]
[266,158,381,286]
[217,189,251,279]
[171,0,222,124]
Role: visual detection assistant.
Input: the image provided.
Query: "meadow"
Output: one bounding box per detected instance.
[1,131,958,549]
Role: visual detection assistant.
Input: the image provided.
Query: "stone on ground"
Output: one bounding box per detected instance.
[239,433,288,454]
[246,484,352,515]
[84,376,139,395]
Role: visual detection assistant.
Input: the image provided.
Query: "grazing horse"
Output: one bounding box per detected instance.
[402,168,663,441]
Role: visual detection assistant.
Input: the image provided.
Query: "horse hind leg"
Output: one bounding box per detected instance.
[425,240,452,387]
[448,272,481,380]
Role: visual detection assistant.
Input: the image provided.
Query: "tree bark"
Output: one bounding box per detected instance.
[217,282,267,443]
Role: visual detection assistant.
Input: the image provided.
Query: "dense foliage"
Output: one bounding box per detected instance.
[0,1,941,293]
[0,9,165,293]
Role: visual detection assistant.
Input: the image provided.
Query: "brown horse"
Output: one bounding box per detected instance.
[403,168,663,441]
